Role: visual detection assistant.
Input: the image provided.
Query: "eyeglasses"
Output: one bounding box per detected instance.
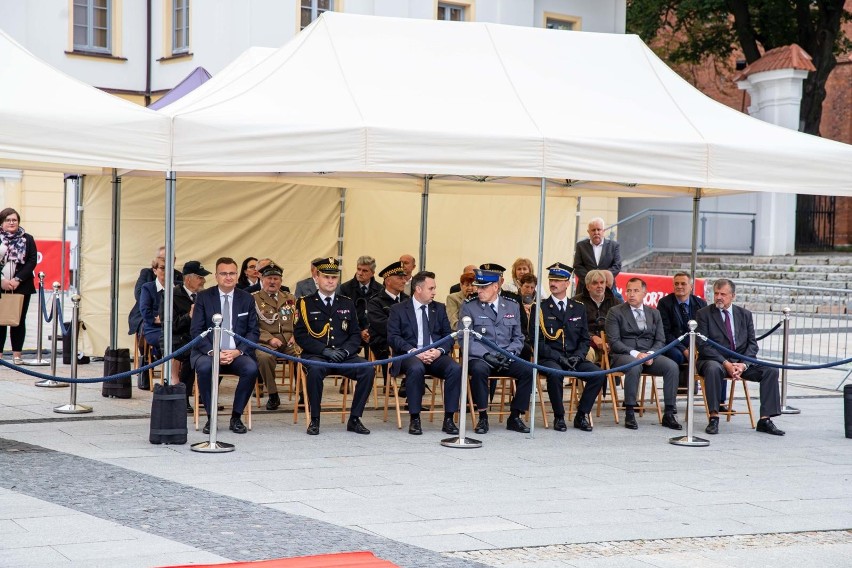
[2,218,19,224]
[218,272,238,278]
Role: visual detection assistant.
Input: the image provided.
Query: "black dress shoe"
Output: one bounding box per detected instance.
[756,418,785,436]
[202,420,210,435]
[718,404,728,414]
[306,417,320,435]
[554,416,568,432]
[624,413,638,430]
[474,416,489,434]
[186,403,194,414]
[229,416,247,434]
[347,416,370,435]
[409,416,423,435]
[506,416,530,433]
[705,416,719,435]
[573,413,593,432]
[442,417,459,435]
[662,412,682,430]
[266,393,281,411]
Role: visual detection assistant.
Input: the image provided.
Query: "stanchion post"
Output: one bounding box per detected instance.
[24,273,50,366]
[669,320,709,447]
[191,314,235,453]
[441,316,482,448]
[54,295,92,414]
[35,282,68,388]
[780,307,800,414]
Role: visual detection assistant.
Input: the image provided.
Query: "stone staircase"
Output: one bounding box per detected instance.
[626,253,852,314]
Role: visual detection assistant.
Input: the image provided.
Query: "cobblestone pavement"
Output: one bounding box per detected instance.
[451,530,852,567]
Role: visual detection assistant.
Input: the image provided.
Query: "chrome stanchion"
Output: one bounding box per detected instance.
[779,307,800,414]
[24,272,50,366]
[54,295,92,414]
[670,320,709,447]
[441,316,482,448]
[35,282,68,388]
[192,314,235,453]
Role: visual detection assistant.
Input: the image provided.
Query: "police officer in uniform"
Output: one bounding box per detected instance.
[536,262,605,432]
[459,269,533,434]
[293,257,373,436]
[479,263,520,303]
[252,262,297,410]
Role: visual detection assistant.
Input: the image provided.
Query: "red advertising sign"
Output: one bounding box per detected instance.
[614,272,706,308]
[33,240,71,289]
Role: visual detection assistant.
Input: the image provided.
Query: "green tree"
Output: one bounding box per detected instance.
[627,1,852,136]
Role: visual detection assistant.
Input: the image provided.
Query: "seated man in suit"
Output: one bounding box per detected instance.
[605,277,681,431]
[387,271,461,436]
[696,278,784,436]
[138,259,166,356]
[252,262,297,411]
[340,255,382,355]
[293,257,374,436]
[536,262,605,432]
[657,272,708,366]
[459,269,534,434]
[294,257,323,299]
[190,257,259,435]
[572,217,621,296]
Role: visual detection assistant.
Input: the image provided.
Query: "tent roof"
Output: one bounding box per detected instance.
[168,12,852,196]
[147,66,212,110]
[0,29,170,173]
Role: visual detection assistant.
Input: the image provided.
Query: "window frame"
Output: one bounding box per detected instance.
[437,1,469,22]
[172,0,190,55]
[73,0,112,54]
[299,0,335,31]
[543,12,582,32]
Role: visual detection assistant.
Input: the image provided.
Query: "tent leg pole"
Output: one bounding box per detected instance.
[163,171,177,385]
[691,188,701,283]
[528,177,547,439]
[418,176,431,270]
[337,188,346,261]
[109,169,121,349]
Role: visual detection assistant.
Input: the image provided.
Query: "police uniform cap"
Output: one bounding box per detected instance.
[261,263,283,278]
[312,257,340,275]
[378,261,406,279]
[546,262,572,281]
[479,263,506,274]
[472,269,501,286]
[182,260,211,277]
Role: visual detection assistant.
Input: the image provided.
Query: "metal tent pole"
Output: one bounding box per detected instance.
[527,177,547,438]
[162,171,176,385]
[109,169,121,349]
[419,176,431,269]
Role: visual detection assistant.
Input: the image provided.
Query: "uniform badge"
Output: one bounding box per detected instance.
[342,319,348,331]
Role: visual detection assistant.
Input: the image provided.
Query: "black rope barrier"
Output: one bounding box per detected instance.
[701,336,852,370]
[755,321,783,341]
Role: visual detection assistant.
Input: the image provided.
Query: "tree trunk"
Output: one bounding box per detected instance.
[799,0,846,135]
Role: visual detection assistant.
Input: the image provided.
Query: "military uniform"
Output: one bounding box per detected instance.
[537,295,605,421]
[293,290,373,422]
[367,290,409,360]
[253,288,298,398]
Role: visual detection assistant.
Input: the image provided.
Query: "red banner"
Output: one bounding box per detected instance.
[614,272,706,309]
[33,240,71,289]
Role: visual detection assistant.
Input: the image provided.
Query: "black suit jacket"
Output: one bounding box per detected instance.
[387,299,452,375]
[367,290,409,359]
[696,304,758,365]
[537,296,590,360]
[190,287,259,368]
[572,238,621,294]
[658,293,707,350]
[293,292,362,357]
[158,285,194,351]
[128,266,182,335]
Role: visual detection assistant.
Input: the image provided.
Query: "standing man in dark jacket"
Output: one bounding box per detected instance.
[572,217,621,296]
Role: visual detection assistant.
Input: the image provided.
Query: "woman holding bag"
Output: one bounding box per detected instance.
[0,208,38,364]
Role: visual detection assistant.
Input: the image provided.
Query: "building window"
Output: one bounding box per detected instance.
[437,2,465,22]
[73,0,111,53]
[545,14,581,31]
[173,0,190,54]
[301,0,334,30]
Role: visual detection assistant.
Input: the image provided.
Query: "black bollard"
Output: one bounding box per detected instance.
[845,384,852,439]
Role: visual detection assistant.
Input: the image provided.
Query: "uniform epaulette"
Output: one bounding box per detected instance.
[463,296,476,303]
[338,294,352,300]
[501,295,518,304]
[251,290,261,296]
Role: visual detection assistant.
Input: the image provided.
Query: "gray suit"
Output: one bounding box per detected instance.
[572,238,621,295]
[605,302,678,410]
[294,277,317,299]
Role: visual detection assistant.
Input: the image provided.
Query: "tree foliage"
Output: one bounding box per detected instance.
[627,1,852,135]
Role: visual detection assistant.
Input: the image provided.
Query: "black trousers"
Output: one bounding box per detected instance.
[539,358,605,416]
[0,293,31,352]
[469,358,533,413]
[302,355,373,418]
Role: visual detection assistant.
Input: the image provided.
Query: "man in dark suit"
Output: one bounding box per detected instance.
[340,255,382,353]
[696,278,784,436]
[159,260,210,412]
[605,277,681,430]
[190,257,259,435]
[657,272,708,365]
[293,257,374,436]
[387,271,461,436]
[459,269,533,434]
[572,217,621,296]
[536,263,605,432]
[294,257,324,299]
[128,245,182,336]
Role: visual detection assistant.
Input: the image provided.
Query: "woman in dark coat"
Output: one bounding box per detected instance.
[0,208,38,364]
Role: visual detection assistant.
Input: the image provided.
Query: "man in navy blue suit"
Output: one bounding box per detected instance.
[657,272,708,366]
[190,257,259,435]
[387,271,461,436]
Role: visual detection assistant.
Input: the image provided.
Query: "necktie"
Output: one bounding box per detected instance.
[490,303,497,316]
[420,305,431,348]
[679,302,690,324]
[634,308,646,331]
[722,309,735,349]
[557,300,565,313]
[325,296,332,308]
[396,296,401,303]
[221,294,231,348]
[190,293,196,303]
[361,285,368,296]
